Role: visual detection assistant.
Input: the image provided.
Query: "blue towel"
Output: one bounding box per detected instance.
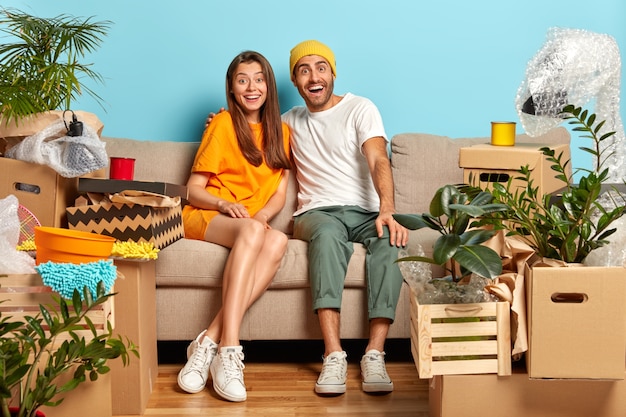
[35,259,117,299]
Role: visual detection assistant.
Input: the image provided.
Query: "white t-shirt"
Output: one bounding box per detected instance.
[282,93,388,216]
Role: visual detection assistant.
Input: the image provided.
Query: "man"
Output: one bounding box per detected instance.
[284,40,408,395]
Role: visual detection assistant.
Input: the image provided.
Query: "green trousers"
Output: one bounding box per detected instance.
[293,205,403,321]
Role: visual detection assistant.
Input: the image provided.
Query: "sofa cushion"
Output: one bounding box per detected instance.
[156,238,370,289]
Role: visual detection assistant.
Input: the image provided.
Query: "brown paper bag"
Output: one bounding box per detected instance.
[484,231,536,358]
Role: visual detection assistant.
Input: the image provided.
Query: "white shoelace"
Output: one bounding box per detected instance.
[188,345,211,374]
[221,351,245,382]
[319,354,346,381]
[362,352,388,378]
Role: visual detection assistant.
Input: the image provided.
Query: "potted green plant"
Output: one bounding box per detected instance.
[0,8,111,125]
[0,279,138,417]
[479,104,626,263]
[393,184,509,283]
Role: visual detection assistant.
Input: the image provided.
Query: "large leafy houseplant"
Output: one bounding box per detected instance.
[394,184,509,282]
[0,8,111,124]
[0,280,138,417]
[479,104,626,263]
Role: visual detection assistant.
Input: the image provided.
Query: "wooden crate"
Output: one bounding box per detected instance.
[410,290,511,378]
[0,273,114,342]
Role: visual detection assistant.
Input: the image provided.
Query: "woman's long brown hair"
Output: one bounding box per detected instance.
[226,51,290,170]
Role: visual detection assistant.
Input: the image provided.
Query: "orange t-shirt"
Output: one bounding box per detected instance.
[182,111,290,240]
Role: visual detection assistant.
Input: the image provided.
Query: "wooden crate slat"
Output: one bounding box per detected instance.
[425,302,497,319]
[431,359,499,376]
[431,340,498,356]
[496,300,513,376]
[0,274,114,342]
[430,321,497,338]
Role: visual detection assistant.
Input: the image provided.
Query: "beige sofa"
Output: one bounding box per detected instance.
[102,127,570,342]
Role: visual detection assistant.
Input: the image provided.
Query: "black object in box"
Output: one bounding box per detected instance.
[78,178,188,200]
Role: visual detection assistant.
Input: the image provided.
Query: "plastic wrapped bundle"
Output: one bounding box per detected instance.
[516,27,625,183]
[0,195,36,274]
[6,119,108,178]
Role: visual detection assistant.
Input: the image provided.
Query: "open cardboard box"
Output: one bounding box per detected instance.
[66,193,184,250]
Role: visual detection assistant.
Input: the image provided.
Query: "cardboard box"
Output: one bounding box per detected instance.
[40,370,112,417]
[0,157,79,227]
[78,177,188,200]
[525,264,626,380]
[109,259,158,415]
[430,367,626,417]
[66,200,184,250]
[459,142,571,196]
[0,274,114,342]
[410,291,511,378]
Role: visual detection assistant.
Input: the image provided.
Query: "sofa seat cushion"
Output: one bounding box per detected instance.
[155,238,371,289]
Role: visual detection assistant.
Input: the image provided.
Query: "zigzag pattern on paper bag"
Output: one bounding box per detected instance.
[66,202,184,249]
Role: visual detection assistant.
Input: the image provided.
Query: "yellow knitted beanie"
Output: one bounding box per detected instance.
[289,40,336,76]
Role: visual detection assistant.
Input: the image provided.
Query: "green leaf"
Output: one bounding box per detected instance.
[448,204,485,217]
[433,234,461,265]
[429,187,445,217]
[395,255,437,265]
[393,213,431,230]
[452,245,503,279]
[460,229,496,245]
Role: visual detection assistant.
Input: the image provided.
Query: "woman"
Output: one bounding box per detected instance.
[177,51,291,402]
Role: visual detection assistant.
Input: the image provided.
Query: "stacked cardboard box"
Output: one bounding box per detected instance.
[109,259,158,415]
[431,367,626,417]
[459,142,570,196]
[525,264,626,380]
[0,157,79,228]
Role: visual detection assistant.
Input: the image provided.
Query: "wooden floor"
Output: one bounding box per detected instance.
[122,361,430,417]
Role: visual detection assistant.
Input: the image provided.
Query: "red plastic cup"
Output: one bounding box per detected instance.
[109,157,136,180]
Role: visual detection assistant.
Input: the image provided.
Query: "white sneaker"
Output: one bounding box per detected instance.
[315,351,347,394]
[177,332,218,393]
[360,349,393,393]
[210,346,246,402]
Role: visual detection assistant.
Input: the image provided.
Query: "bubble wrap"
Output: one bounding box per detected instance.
[6,119,108,178]
[516,27,625,183]
[397,247,496,304]
[0,195,36,274]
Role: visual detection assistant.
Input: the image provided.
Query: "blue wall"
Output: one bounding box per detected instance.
[3,0,626,172]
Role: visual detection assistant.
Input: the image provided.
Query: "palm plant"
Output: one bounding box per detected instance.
[0,8,111,124]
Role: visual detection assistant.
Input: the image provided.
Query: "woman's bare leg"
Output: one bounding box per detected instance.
[201,215,287,346]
